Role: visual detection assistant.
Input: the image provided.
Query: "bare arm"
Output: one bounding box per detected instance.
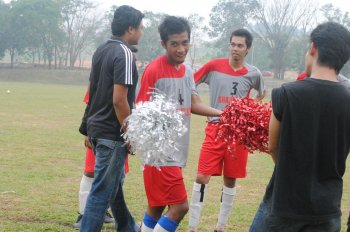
[254,89,266,102]
[113,84,130,131]
[191,94,222,116]
[268,111,281,163]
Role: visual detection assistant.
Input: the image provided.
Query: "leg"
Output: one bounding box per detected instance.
[153,202,189,232]
[215,143,248,231]
[188,175,211,231]
[189,123,225,232]
[249,201,269,232]
[215,177,236,231]
[79,147,95,216]
[141,206,166,232]
[79,172,94,214]
[110,177,138,232]
[81,139,136,232]
[143,166,187,232]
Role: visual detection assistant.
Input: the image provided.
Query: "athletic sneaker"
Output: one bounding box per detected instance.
[73,213,83,229]
[214,229,224,232]
[104,211,114,223]
[72,212,114,229]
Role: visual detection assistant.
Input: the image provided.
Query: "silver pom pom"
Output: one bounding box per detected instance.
[123,92,188,167]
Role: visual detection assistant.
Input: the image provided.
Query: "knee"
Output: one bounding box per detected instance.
[195,174,210,184]
[84,172,94,178]
[177,203,189,219]
[168,203,189,222]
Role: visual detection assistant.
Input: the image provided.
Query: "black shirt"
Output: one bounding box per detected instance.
[264,78,350,221]
[86,39,138,141]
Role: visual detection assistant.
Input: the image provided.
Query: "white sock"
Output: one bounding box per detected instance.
[141,224,154,232]
[217,186,236,229]
[78,175,93,215]
[189,182,207,230]
[153,224,168,232]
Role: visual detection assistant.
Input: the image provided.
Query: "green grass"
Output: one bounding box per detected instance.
[0,81,350,231]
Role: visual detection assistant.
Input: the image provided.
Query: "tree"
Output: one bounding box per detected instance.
[137,11,165,64]
[208,0,259,57]
[1,0,33,68]
[253,0,317,79]
[16,0,64,69]
[187,13,207,69]
[60,0,102,68]
[320,4,350,76]
[0,1,9,59]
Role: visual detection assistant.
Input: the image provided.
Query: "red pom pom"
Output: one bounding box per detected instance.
[217,97,271,154]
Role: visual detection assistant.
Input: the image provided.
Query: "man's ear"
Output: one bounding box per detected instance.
[309,42,317,56]
[161,40,166,49]
[127,26,134,34]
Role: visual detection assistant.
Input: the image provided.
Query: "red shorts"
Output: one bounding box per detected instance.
[84,147,129,174]
[143,165,187,207]
[84,147,95,173]
[197,123,248,178]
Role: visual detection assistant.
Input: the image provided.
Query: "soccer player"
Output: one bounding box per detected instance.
[136,16,222,232]
[249,21,350,232]
[80,5,144,232]
[188,29,266,232]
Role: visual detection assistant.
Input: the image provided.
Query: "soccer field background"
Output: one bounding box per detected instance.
[1,80,350,231]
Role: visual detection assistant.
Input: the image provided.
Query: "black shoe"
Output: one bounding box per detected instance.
[104,211,114,224]
[73,213,83,229]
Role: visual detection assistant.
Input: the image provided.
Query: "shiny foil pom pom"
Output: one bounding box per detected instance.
[217,97,271,154]
[123,93,187,166]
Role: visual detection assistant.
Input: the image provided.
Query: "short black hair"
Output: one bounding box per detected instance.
[158,16,191,43]
[111,5,144,37]
[230,29,253,48]
[310,22,350,74]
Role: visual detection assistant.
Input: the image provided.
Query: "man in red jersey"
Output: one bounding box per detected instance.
[188,29,266,232]
[137,16,222,232]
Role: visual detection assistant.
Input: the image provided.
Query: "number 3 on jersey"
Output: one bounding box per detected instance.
[231,82,239,96]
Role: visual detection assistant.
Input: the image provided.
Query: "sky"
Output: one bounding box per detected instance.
[93,0,350,19]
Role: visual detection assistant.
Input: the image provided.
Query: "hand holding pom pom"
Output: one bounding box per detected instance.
[217,97,271,154]
[123,93,187,167]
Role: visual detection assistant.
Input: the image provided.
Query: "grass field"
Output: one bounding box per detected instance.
[1,80,350,231]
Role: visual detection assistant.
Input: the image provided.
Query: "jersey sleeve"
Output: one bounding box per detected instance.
[271,87,286,122]
[252,70,265,97]
[190,73,199,96]
[114,45,134,86]
[83,82,90,104]
[136,65,157,103]
[194,62,212,85]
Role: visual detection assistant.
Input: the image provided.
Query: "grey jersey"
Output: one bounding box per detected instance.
[136,55,198,167]
[195,58,265,122]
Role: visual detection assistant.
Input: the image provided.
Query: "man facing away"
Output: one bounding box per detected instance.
[80,5,144,232]
[188,29,266,232]
[249,21,350,232]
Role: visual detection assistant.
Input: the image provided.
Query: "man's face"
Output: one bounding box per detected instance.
[129,20,144,45]
[229,36,250,62]
[162,32,190,66]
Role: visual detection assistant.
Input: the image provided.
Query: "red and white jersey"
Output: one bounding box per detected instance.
[195,58,265,122]
[136,55,198,167]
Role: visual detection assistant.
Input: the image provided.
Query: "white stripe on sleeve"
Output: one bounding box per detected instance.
[120,44,133,85]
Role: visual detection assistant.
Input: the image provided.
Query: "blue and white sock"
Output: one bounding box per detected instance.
[141,213,158,232]
[153,215,178,232]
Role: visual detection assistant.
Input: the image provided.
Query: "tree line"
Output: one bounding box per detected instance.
[1,0,349,79]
